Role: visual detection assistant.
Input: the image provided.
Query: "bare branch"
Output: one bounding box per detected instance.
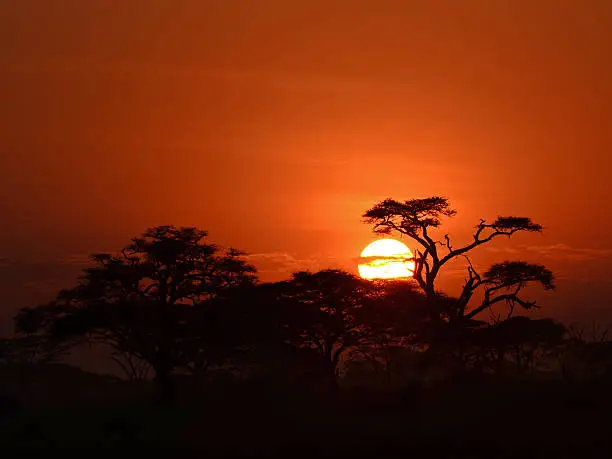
[363,197,552,325]
[444,234,454,253]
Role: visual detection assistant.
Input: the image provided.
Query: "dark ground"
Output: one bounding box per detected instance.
[1,364,610,457]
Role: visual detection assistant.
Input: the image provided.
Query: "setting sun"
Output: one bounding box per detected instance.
[358,239,415,280]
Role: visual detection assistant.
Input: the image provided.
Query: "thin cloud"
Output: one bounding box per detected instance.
[246,252,299,273]
[354,255,414,264]
[524,244,612,261]
[484,247,520,255]
[55,253,96,266]
[246,251,341,275]
[0,254,93,271]
[485,244,612,261]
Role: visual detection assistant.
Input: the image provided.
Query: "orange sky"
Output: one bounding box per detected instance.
[1,0,612,334]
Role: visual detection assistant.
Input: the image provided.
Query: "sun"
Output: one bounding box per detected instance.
[358,239,415,280]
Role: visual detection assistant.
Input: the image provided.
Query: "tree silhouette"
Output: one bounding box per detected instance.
[560,324,612,383]
[469,316,566,376]
[274,270,378,391]
[15,225,256,400]
[363,197,554,322]
[8,305,74,395]
[346,284,427,387]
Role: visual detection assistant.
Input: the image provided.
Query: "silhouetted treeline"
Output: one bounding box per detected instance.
[2,198,611,454]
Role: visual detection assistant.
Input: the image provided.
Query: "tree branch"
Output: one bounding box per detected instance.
[465,287,538,320]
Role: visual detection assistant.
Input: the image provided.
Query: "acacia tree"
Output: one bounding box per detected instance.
[275,270,379,391]
[15,225,257,399]
[467,316,566,376]
[347,280,434,387]
[363,197,554,324]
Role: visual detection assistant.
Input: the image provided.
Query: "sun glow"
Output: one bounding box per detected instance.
[358,239,415,280]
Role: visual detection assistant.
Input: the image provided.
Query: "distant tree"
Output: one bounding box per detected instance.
[175,291,273,387]
[273,270,380,391]
[363,197,554,323]
[201,283,297,379]
[0,309,72,395]
[14,225,257,400]
[560,323,612,383]
[469,316,566,376]
[353,286,457,385]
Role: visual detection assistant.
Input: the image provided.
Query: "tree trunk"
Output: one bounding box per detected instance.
[326,369,339,392]
[153,362,174,402]
[322,358,339,393]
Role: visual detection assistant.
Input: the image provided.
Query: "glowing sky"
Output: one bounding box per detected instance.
[1,1,612,333]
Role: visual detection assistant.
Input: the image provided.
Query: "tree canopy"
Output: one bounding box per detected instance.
[363,197,553,322]
[14,225,257,398]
